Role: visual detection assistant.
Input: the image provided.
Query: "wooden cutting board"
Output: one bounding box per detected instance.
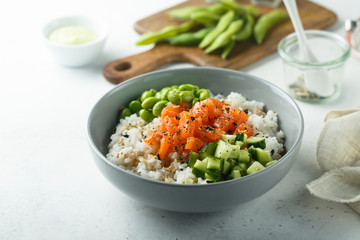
[103,0,337,84]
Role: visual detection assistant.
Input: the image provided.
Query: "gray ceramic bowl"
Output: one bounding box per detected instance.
[87,67,304,213]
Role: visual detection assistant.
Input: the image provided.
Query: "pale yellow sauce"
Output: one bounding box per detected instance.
[48,25,99,45]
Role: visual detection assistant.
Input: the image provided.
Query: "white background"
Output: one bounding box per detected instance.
[1,0,359,239]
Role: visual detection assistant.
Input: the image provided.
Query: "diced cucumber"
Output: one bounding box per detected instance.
[229,169,241,179]
[238,149,250,163]
[222,159,232,174]
[238,162,248,176]
[199,142,217,160]
[205,170,222,182]
[188,152,199,168]
[247,136,266,149]
[246,161,265,175]
[206,156,224,171]
[248,146,271,166]
[222,134,237,144]
[214,140,240,160]
[235,132,247,142]
[192,160,207,178]
[265,160,277,167]
[235,140,244,148]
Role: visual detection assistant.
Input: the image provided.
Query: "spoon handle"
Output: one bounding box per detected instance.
[282,0,317,62]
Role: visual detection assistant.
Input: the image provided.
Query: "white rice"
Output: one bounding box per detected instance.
[106,92,285,184]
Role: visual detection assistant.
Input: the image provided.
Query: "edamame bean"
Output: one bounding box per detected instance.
[141,97,159,109]
[192,97,200,106]
[171,85,180,89]
[167,89,183,104]
[254,9,288,44]
[120,108,132,119]
[159,89,170,100]
[129,100,142,112]
[199,89,211,101]
[155,92,162,99]
[140,90,155,102]
[139,109,155,122]
[152,100,168,117]
[179,84,197,92]
[181,91,195,103]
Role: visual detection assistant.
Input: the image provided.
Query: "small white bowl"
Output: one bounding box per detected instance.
[43,15,108,67]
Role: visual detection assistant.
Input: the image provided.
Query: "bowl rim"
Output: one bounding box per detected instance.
[42,15,109,48]
[87,67,304,188]
[277,30,351,67]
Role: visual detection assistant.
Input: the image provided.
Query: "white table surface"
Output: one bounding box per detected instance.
[1,0,359,239]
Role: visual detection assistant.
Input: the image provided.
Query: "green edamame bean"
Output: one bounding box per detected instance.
[192,97,200,106]
[152,100,168,117]
[205,19,244,54]
[179,84,197,92]
[160,86,172,92]
[120,108,132,119]
[155,92,162,99]
[199,89,211,101]
[181,91,195,103]
[139,109,155,122]
[235,13,254,41]
[171,85,180,89]
[129,100,142,112]
[199,10,235,49]
[140,90,155,102]
[159,89,170,100]
[254,9,288,44]
[141,97,159,109]
[167,89,183,104]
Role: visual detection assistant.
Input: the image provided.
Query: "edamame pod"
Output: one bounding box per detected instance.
[221,39,236,59]
[254,9,288,44]
[234,13,254,41]
[218,0,246,16]
[205,19,243,54]
[190,9,220,25]
[167,27,213,46]
[152,100,168,117]
[136,21,195,45]
[167,6,206,19]
[244,5,260,19]
[207,3,227,15]
[199,10,235,49]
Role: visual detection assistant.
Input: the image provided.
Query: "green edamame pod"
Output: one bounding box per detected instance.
[129,100,142,112]
[152,100,168,117]
[136,21,195,45]
[207,3,227,15]
[254,9,288,44]
[190,9,220,25]
[141,97,159,109]
[221,39,236,59]
[167,6,206,19]
[120,108,132,119]
[218,0,247,16]
[199,10,235,49]
[167,89,183,104]
[167,27,213,46]
[234,13,254,41]
[205,19,243,54]
[199,89,211,101]
[244,5,260,19]
[140,90,155,102]
[139,109,155,122]
[181,91,195,103]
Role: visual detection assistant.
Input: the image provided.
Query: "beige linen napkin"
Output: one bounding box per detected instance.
[306,109,360,214]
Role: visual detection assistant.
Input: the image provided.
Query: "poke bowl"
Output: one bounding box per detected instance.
[87,67,304,213]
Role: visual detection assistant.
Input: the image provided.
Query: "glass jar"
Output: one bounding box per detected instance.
[278,30,350,102]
